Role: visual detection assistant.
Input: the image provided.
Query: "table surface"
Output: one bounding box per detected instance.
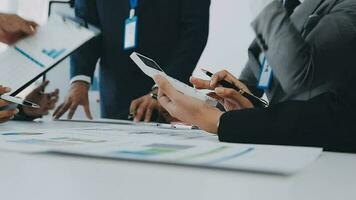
[0,120,355,200]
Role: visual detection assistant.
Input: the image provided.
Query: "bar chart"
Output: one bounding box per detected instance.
[42,48,66,59]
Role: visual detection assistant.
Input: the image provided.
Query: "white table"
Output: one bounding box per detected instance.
[0,121,355,200]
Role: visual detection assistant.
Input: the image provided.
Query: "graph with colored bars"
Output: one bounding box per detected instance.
[113,143,194,157]
[42,48,66,59]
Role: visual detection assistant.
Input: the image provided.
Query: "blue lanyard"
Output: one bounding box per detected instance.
[130,0,138,9]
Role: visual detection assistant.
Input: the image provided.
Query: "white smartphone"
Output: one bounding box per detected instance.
[130,52,218,107]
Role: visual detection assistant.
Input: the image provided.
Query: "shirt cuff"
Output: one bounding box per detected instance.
[70,75,91,85]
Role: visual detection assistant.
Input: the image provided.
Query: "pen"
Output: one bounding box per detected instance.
[201,69,269,108]
[157,123,198,130]
[0,95,40,108]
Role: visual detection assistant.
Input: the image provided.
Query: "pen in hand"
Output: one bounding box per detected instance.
[201,69,269,108]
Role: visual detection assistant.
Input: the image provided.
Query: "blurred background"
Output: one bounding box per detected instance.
[0,0,255,119]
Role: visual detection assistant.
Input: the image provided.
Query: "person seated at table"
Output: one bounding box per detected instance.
[0,13,59,123]
[153,69,356,153]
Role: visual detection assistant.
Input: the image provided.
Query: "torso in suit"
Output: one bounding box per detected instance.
[240,0,356,105]
[218,0,356,153]
[71,0,210,119]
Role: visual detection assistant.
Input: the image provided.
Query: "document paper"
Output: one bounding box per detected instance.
[0,120,322,175]
[0,15,98,95]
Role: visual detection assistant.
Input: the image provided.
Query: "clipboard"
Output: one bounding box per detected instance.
[0,14,101,96]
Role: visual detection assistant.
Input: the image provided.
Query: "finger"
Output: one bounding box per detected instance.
[53,102,71,119]
[48,95,59,110]
[215,87,243,99]
[153,75,180,100]
[144,106,153,123]
[207,92,224,102]
[134,103,148,122]
[211,70,231,87]
[52,104,63,117]
[83,103,93,120]
[67,103,79,120]
[33,80,50,93]
[130,98,143,115]
[50,89,60,97]
[17,20,37,35]
[0,109,18,121]
[189,77,214,90]
[0,86,11,94]
[27,21,38,33]
[48,89,60,102]
[0,100,12,107]
[215,87,253,108]
[157,88,172,112]
[0,116,14,123]
[157,95,172,115]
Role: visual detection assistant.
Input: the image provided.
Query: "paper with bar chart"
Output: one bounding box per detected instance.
[0,121,322,175]
[0,14,98,95]
[50,139,322,175]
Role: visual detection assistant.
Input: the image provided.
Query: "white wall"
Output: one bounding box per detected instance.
[195,0,255,79]
[1,0,257,119]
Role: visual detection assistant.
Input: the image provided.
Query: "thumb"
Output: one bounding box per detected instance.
[33,80,50,93]
[0,86,11,95]
[153,75,180,100]
[19,20,37,35]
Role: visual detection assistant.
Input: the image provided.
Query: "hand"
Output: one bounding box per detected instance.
[23,80,59,118]
[0,13,37,44]
[0,86,18,123]
[153,75,223,134]
[130,90,160,122]
[190,70,254,111]
[53,81,92,120]
[157,105,178,123]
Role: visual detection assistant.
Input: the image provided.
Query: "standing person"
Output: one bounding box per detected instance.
[0,13,59,123]
[53,0,210,121]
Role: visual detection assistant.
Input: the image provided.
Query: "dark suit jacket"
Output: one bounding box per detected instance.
[218,92,356,153]
[218,0,356,153]
[240,0,356,105]
[71,0,210,119]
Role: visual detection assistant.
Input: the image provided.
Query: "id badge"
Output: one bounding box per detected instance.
[124,16,138,50]
[258,57,273,90]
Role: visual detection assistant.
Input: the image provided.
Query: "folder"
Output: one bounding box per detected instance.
[0,14,101,96]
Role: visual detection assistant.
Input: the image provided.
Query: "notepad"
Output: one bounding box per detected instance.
[0,14,100,95]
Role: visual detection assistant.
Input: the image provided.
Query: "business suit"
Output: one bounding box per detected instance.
[71,0,210,119]
[218,0,356,153]
[240,0,356,105]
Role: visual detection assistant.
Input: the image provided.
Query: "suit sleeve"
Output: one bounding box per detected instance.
[164,0,210,84]
[217,93,356,153]
[251,1,356,95]
[70,0,102,81]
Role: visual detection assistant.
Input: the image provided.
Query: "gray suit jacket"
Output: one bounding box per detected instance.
[240,0,356,105]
